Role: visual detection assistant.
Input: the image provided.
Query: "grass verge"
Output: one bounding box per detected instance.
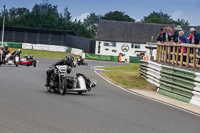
[96,63,156,90]
[11,48,78,59]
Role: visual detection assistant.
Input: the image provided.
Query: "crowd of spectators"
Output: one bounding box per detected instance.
[157,25,200,64]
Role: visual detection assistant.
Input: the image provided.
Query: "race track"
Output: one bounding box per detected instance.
[0,58,200,133]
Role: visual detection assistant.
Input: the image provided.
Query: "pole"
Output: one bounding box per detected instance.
[1,5,5,46]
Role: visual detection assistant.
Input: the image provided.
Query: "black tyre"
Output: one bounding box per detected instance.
[33,60,36,67]
[16,63,18,67]
[59,78,67,95]
[0,55,1,66]
[78,92,82,95]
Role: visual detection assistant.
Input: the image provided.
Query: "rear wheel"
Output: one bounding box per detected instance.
[16,63,18,67]
[0,55,1,66]
[33,60,36,67]
[59,78,67,95]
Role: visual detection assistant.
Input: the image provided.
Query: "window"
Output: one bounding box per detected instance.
[133,44,140,49]
[104,42,109,46]
[104,42,116,47]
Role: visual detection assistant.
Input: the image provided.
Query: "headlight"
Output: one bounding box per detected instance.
[54,68,58,74]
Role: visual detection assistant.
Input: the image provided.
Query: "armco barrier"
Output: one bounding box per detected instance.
[140,60,200,106]
[22,43,83,55]
[5,42,22,48]
[85,53,119,62]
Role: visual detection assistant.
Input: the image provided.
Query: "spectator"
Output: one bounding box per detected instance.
[179,31,189,43]
[190,27,200,64]
[163,27,169,42]
[157,28,164,43]
[178,31,189,62]
[189,33,194,54]
[173,25,186,43]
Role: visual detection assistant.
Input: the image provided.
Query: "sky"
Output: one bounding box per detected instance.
[0,0,200,26]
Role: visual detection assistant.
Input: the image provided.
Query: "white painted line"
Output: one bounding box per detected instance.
[94,71,200,117]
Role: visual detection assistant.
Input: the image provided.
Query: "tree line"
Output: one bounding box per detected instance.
[0,2,189,40]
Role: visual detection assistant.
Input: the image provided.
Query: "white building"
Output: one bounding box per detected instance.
[95,20,162,62]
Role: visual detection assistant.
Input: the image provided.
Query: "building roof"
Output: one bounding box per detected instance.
[96,19,200,44]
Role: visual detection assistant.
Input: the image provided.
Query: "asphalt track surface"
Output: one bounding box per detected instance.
[0,58,200,133]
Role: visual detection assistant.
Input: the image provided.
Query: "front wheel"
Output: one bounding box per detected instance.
[59,78,67,95]
[78,92,82,95]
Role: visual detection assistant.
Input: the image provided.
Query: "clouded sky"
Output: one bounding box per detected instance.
[1,0,200,26]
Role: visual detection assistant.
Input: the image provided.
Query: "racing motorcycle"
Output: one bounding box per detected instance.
[77,57,88,66]
[46,65,97,95]
[6,52,20,67]
[0,52,20,67]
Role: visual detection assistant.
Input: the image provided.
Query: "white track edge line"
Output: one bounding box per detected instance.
[94,71,200,117]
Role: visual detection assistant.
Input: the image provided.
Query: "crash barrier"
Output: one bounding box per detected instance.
[22,43,83,55]
[140,60,200,106]
[4,42,22,48]
[156,43,200,68]
[85,53,119,62]
[129,56,142,63]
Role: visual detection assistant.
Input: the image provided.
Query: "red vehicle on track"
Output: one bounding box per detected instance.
[19,55,39,67]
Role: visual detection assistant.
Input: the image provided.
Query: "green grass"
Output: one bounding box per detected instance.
[11,48,79,59]
[98,63,149,89]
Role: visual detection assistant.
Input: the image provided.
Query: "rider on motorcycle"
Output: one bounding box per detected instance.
[8,49,22,60]
[45,54,74,87]
[23,54,28,60]
[79,55,84,64]
[2,44,10,63]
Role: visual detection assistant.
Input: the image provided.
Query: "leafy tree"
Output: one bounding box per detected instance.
[141,11,189,26]
[83,12,101,39]
[141,11,173,24]
[173,19,189,26]
[64,7,71,21]
[101,11,135,22]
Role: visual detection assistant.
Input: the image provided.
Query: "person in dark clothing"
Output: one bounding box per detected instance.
[1,44,10,63]
[45,54,75,87]
[157,28,164,43]
[190,27,200,64]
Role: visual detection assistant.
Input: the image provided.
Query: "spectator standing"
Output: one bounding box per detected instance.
[189,33,194,54]
[173,25,186,43]
[190,27,200,64]
[178,31,188,62]
[157,28,164,43]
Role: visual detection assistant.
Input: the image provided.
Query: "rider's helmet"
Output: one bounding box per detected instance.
[24,54,28,58]
[65,54,74,64]
[4,43,8,50]
[30,54,33,59]
[17,49,22,54]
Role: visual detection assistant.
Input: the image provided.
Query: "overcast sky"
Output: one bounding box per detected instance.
[1,0,200,26]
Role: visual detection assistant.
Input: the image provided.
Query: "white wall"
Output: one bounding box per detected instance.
[95,41,157,61]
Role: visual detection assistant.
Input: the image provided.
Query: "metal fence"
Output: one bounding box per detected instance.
[0,26,95,53]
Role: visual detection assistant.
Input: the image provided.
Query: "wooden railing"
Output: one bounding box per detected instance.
[156,43,200,68]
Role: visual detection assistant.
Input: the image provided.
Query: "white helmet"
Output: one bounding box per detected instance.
[17,49,22,54]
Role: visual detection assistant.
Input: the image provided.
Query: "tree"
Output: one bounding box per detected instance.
[141,11,173,24]
[173,19,189,26]
[64,7,71,21]
[101,11,135,22]
[83,12,101,39]
[141,11,189,26]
